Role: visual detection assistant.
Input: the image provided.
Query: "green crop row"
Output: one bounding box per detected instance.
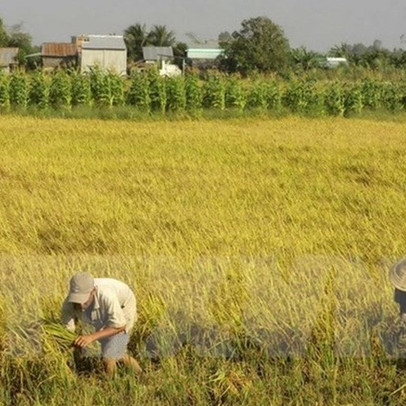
[1,68,406,116]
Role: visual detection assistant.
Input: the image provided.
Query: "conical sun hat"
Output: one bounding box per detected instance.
[389,258,406,291]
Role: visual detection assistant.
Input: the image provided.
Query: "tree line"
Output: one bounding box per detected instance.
[2,15,406,75]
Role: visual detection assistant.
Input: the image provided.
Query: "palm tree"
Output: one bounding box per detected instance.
[124,23,149,61]
[290,47,321,71]
[148,25,176,47]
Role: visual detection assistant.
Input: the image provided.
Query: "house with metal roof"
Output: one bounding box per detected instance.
[0,48,19,73]
[140,47,182,76]
[186,48,224,69]
[142,47,174,63]
[41,43,78,70]
[73,35,127,75]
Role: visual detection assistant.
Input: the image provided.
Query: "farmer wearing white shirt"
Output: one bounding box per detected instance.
[61,272,141,375]
[390,258,406,357]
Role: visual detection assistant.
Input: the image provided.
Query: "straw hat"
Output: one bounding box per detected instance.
[389,258,406,291]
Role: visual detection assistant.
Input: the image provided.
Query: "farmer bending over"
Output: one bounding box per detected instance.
[61,272,141,376]
[390,258,406,357]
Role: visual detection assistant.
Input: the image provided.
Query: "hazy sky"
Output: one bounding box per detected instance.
[1,0,405,52]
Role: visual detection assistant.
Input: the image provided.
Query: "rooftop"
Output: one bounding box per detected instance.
[142,47,174,61]
[79,35,127,50]
[0,48,19,66]
[41,43,77,57]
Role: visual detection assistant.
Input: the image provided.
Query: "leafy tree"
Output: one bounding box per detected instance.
[0,17,9,46]
[218,31,232,44]
[329,42,352,59]
[7,24,34,65]
[173,41,187,70]
[328,40,391,69]
[0,20,36,68]
[219,16,290,75]
[124,23,149,61]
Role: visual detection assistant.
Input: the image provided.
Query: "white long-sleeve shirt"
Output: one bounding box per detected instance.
[61,278,137,334]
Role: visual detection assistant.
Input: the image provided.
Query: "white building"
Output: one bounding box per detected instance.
[325,57,348,68]
[74,35,127,75]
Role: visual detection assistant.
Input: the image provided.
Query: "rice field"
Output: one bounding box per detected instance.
[1,115,406,405]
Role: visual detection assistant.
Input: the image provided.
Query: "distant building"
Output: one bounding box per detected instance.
[0,48,19,73]
[186,48,224,69]
[41,43,78,70]
[141,47,181,76]
[142,47,174,63]
[73,35,127,75]
[324,57,349,68]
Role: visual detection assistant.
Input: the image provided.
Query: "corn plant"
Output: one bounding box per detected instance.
[283,79,316,113]
[165,76,186,113]
[185,73,202,113]
[361,78,382,110]
[71,72,91,106]
[202,74,225,110]
[9,72,28,109]
[344,82,364,115]
[381,82,404,113]
[107,71,124,107]
[225,76,246,111]
[147,68,166,113]
[126,71,151,112]
[49,71,72,109]
[0,73,9,108]
[246,81,268,110]
[324,82,346,116]
[28,70,49,109]
[265,81,282,111]
[89,67,111,107]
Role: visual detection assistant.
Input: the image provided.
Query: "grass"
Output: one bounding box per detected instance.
[0,115,406,404]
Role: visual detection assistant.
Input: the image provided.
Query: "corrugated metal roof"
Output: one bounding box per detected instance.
[187,48,224,60]
[81,35,126,50]
[42,43,77,57]
[142,47,173,61]
[0,48,19,66]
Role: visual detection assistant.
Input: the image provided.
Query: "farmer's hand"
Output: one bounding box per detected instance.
[74,334,95,348]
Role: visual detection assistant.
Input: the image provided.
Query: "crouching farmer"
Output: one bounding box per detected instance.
[390,259,406,358]
[61,272,141,376]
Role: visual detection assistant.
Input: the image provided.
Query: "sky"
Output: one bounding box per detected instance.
[1,0,406,52]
